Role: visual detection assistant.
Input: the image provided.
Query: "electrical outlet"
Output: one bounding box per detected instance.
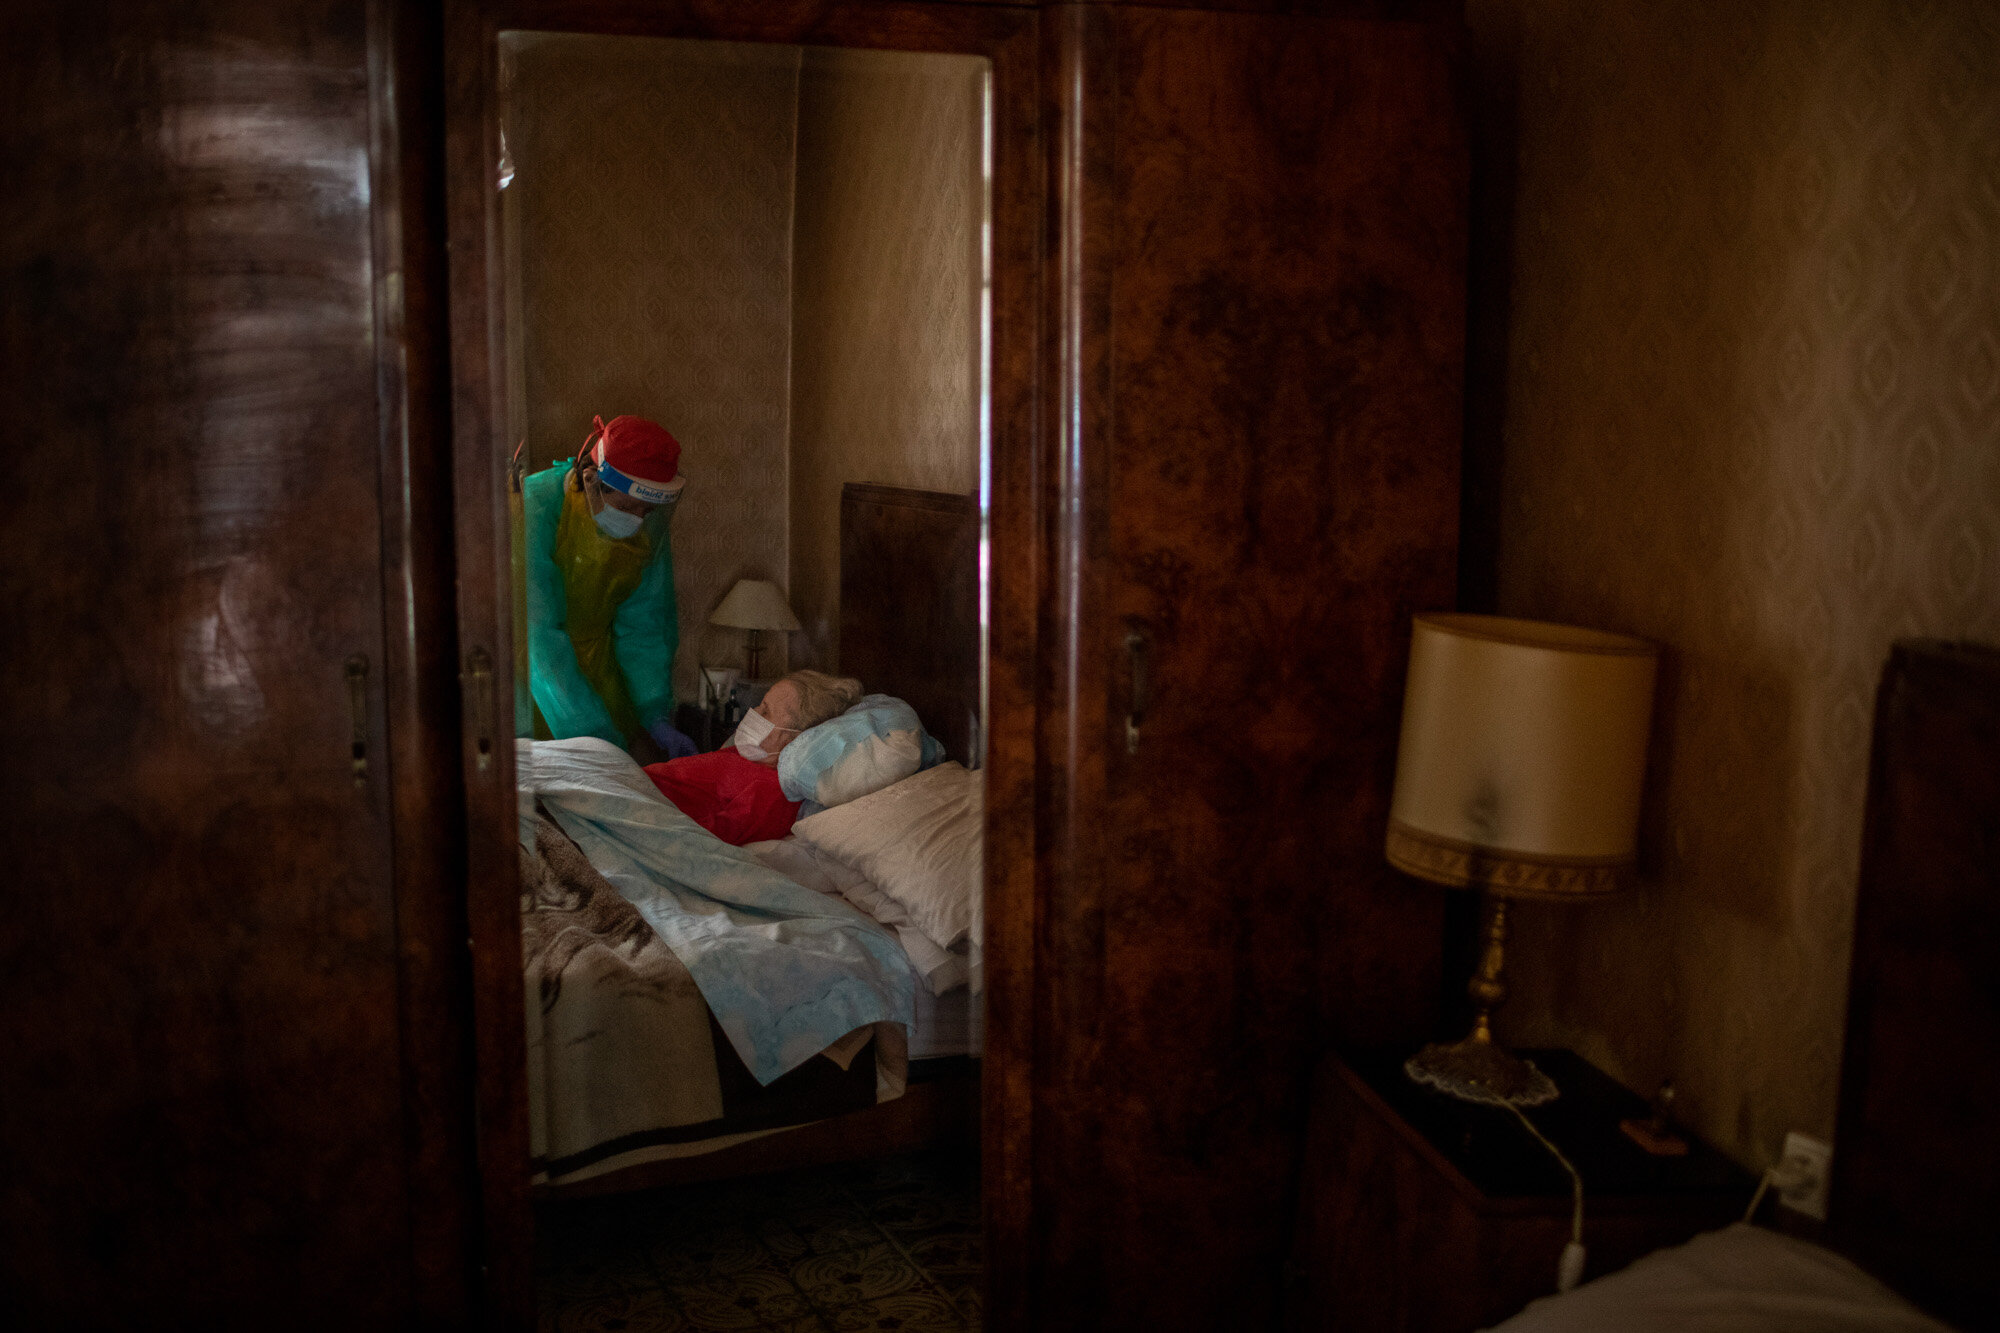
[1775,1131,1832,1220]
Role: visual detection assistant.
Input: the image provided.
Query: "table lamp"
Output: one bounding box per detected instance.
[709,579,800,681]
[1387,613,1659,1105]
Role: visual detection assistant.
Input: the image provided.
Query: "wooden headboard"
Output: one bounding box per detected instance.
[837,483,981,764]
[1830,638,2000,1329]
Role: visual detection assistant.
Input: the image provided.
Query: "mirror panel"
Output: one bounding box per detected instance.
[497,31,992,1328]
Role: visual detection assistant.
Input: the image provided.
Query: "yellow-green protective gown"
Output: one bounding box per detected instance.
[514,462,677,748]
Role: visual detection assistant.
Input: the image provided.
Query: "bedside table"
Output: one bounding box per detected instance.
[673,702,731,754]
[1287,1048,1754,1332]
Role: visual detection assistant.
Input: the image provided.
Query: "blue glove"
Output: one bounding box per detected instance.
[648,719,698,760]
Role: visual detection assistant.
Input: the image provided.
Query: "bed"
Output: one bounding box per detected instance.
[1490,639,2000,1332]
[521,484,983,1196]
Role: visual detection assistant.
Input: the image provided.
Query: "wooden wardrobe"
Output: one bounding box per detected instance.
[1013,9,1463,1327]
[0,0,1462,1327]
[0,0,472,1326]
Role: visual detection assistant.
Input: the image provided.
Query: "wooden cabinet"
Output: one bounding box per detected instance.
[0,0,473,1325]
[1030,8,1465,1327]
[1288,1051,1754,1332]
[445,6,1467,1320]
[447,10,1465,1326]
[2,0,1465,1325]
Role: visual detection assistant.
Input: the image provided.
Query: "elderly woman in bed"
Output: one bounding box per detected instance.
[643,669,862,844]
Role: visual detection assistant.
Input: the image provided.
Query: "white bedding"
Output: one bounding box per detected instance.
[793,761,983,955]
[520,738,915,1085]
[520,807,910,1187]
[745,836,971,997]
[1486,1224,1953,1333]
[746,827,984,1060]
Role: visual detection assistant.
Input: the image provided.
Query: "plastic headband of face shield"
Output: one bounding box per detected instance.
[595,457,685,508]
[571,433,687,510]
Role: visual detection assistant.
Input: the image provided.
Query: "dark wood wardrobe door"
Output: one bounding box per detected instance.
[0,2,435,1323]
[1038,8,1464,1326]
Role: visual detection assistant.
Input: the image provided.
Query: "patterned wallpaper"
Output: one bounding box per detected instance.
[1466,0,2000,1170]
[502,34,802,704]
[502,37,985,699]
[787,48,987,673]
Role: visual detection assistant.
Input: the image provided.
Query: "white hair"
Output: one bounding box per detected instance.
[779,670,863,731]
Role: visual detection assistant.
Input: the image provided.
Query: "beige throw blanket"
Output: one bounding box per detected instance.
[520,810,904,1185]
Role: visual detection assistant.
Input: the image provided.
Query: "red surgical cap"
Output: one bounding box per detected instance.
[585,414,682,500]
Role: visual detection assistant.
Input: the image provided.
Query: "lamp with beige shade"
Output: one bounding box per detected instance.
[1387,613,1659,1106]
[709,578,801,682]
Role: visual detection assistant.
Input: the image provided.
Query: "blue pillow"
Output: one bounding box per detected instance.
[778,695,943,806]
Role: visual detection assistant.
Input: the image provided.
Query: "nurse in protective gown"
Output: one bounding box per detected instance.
[513,414,695,763]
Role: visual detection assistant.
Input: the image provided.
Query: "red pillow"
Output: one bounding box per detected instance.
[644,748,802,846]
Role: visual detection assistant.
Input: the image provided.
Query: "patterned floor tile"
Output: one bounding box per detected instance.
[664,1268,815,1331]
[539,1150,981,1333]
[857,1190,948,1235]
[767,1200,880,1258]
[541,1285,688,1333]
[646,1222,773,1285]
[824,1287,969,1331]
[894,1231,978,1274]
[792,1241,925,1311]
[541,1253,660,1308]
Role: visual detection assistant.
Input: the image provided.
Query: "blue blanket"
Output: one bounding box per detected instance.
[516,738,917,1085]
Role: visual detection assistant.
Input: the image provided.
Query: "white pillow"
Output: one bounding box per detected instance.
[1487,1224,1953,1333]
[742,837,966,997]
[793,762,982,953]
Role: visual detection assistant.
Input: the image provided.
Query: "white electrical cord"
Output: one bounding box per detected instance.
[1503,1102,1588,1292]
[1744,1169,1775,1223]
[1744,1151,1819,1223]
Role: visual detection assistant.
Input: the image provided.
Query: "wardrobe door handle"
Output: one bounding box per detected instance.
[344,654,370,786]
[464,646,495,772]
[1125,627,1150,755]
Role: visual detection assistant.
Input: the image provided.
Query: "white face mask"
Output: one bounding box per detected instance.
[594,503,643,540]
[582,462,647,539]
[731,708,796,764]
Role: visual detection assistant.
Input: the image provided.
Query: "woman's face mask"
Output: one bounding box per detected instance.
[731,707,797,764]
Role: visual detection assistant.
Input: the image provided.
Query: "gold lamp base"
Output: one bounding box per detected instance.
[1405,1035,1557,1106]
[1405,893,1560,1107]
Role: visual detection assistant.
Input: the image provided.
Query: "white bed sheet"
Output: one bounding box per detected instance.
[746,836,969,996]
[747,834,983,1061]
[1486,1224,1953,1333]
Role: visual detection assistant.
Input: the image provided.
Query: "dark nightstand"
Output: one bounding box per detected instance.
[675,682,773,754]
[673,702,729,754]
[1287,1048,1754,1332]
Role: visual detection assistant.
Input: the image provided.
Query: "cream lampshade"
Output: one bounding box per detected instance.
[709,579,801,681]
[1388,613,1659,1104]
